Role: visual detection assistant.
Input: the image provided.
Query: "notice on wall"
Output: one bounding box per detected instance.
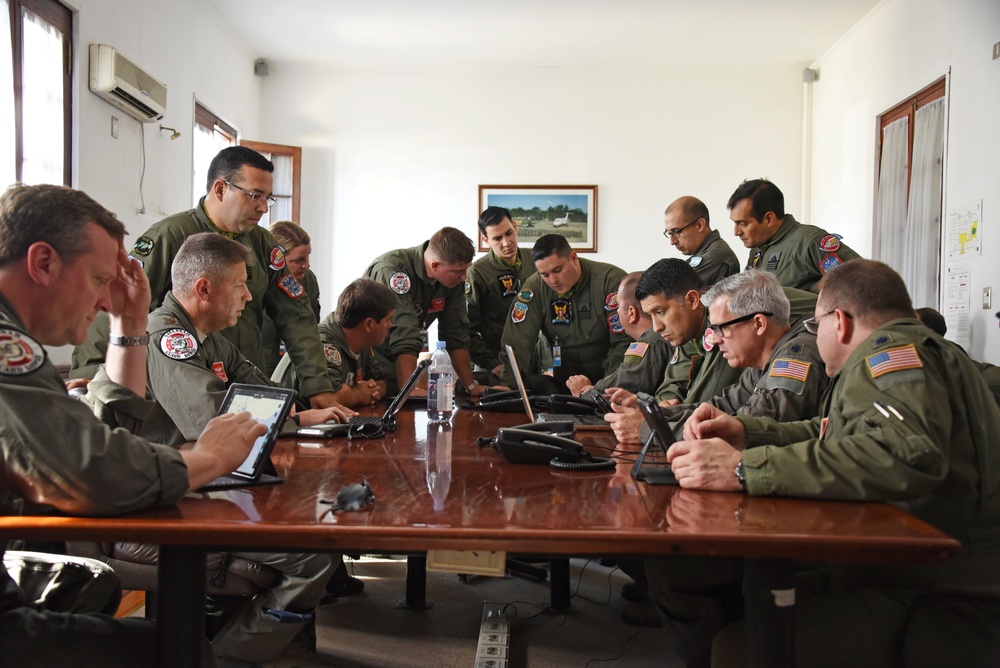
[946,200,983,260]
[944,265,971,350]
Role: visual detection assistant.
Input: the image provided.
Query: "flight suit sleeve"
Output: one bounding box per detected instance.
[438,286,471,349]
[70,311,111,380]
[81,366,160,434]
[594,339,668,395]
[465,272,497,370]
[601,268,631,376]
[500,281,546,388]
[746,349,827,422]
[708,368,760,414]
[367,263,425,359]
[264,274,334,399]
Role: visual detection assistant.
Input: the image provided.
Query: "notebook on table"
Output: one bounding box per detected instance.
[197,384,296,491]
[504,345,612,432]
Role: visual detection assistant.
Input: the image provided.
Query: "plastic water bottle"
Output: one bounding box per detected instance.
[427,341,454,423]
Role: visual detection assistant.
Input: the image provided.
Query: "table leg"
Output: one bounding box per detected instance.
[550,558,570,612]
[157,545,207,668]
[402,554,430,609]
[743,558,795,668]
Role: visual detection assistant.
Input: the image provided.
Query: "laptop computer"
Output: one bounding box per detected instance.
[198,384,296,491]
[504,345,612,431]
[296,357,431,438]
[631,392,678,485]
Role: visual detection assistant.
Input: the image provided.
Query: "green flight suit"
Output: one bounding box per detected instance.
[746,214,862,292]
[70,199,334,400]
[593,327,679,396]
[500,258,630,389]
[364,242,471,388]
[653,338,699,403]
[272,311,390,394]
[261,268,320,375]
[466,247,537,372]
[649,318,1000,667]
[687,229,740,287]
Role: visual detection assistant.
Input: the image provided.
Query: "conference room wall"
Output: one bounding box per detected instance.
[808,0,1000,363]
[257,64,804,306]
[45,0,262,365]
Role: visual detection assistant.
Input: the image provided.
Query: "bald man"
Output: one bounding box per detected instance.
[663,196,740,287]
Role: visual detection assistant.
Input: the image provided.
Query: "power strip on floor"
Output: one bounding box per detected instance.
[474,601,510,668]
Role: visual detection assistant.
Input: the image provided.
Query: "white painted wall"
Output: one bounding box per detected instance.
[48,0,261,364]
[258,65,804,302]
[808,0,1000,361]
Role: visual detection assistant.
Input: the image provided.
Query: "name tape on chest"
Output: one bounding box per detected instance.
[0,328,45,375]
[159,329,199,360]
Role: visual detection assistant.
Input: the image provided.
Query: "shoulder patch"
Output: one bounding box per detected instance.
[269,245,286,271]
[511,302,528,323]
[769,358,811,382]
[390,272,411,294]
[211,361,228,383]
[688,256,703,267]
[819,234,841,252]
[625,341,649,358]
[608,312,624,334]
[278,274,305,299]
[819,253,844,274]
[131,236,154,257]
[0,328,45,375]
[702,328,715,352]
[605,291,619,311]
[464,280,471,295]
[518,289,533,303]
[765,252,782,271]
[159,329,199,360]
[866,344,923,379]
[324,344,342,366]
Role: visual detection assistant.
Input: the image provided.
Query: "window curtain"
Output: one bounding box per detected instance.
[873,116,909,271]
[269,153,293,223]
[20,7,64,185]
[0,0,15,188]
[191,122,234,207]
[903,98,946,309]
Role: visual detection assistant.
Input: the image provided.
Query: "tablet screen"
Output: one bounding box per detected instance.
[218,384,295,478]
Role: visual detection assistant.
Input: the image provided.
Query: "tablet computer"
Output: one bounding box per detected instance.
[631,392,679,485]
[198,384,296,491]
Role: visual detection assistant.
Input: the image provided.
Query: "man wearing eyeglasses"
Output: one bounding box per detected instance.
[466,206,538,383]
[729,178,861,292]
[663,196,740,287]
[70,147,349,412]
[644,259,1000,667]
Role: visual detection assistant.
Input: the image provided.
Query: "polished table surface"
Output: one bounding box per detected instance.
[0,407,960,561]
[0,406,962,667]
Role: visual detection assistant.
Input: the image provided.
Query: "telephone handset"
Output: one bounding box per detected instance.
[495,427,615,471]
[474,389,528,412]
[540,394,602,415]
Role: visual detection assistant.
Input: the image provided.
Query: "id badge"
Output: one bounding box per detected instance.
[553,341,562,368]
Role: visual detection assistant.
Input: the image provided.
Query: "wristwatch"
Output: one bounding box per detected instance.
[734,460,748,492]
[108,333,150,347]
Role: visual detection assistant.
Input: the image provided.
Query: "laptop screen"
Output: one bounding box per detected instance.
[380,357,431,420]
[504,344,535,421]
[217,384,296,479]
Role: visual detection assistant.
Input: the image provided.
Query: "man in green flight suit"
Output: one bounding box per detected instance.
[466,206,537,383]
[649,259,1000,667]
[70,146,345,410]
[729,178,861,292]
[364,227,486,400]
[500,234,631,393]
[663,196,740,287]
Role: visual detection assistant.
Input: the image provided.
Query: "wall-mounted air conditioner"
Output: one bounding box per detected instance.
[88,44,167,123]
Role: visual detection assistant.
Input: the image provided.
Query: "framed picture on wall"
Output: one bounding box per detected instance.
[477,184,599,253]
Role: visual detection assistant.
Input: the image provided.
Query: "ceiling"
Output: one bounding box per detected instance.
[203,0,883,69]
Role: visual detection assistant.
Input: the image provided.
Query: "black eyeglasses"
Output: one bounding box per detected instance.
[663,217,702,240]
[707,312,772,339]
[224,181,277,207]
[347,422,386,440]
[803,309,853,334]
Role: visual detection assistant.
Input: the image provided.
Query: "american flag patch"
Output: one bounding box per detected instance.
[866,344,923,378]
[625,342,649,358]
[770,358,810,382]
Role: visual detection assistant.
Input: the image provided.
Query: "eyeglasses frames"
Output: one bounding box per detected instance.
[663,217,703,240]
[224,181,278,207]
[707,311,772,339]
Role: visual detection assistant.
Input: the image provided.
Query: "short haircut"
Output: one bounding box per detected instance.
[726,179,785,220]
[634,258,706,302]
[665,197,711,226]
[618,271,644,311]
[428,227,475,265]
[478,206,513,237]
[531,234,572,263]
[817,259,914,328]
[915,307,947,337]
[205,146,274,192]
[269,220,310,251]
[335,278,398,329]
[701,269,790,328]
[0,184,126,269]
[171,233,251,296]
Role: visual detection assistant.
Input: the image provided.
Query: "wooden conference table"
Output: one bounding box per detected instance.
[0,406,960,667]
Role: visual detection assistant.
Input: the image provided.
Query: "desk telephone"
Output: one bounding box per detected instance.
[475,389,603,415]
[491,422,615,471]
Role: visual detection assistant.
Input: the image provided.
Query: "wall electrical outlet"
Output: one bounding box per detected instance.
[983,287,992,309]
[111,116,119,138]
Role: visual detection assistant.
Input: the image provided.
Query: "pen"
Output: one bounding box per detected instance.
[873,401,905,421]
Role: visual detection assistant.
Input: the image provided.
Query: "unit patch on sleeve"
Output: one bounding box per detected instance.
[212,362,228,382]
[608,312,624,334]
[131,236,154,257]
[819,253,843,274]
[389,272,411,294]
[517,289,533,303]
[464,281,471,295]
[324,344,342,366]
[511,302,528,323]
[269,245,286,271]
[624,341,649,358]
[497,274,517,297]
[605,291,619,311]
[159,329,199,360]
[0,328,45,375]
[689,256,703,268]
[819,234,842,252]
[278,274,305,299]
[865,344,923,379]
